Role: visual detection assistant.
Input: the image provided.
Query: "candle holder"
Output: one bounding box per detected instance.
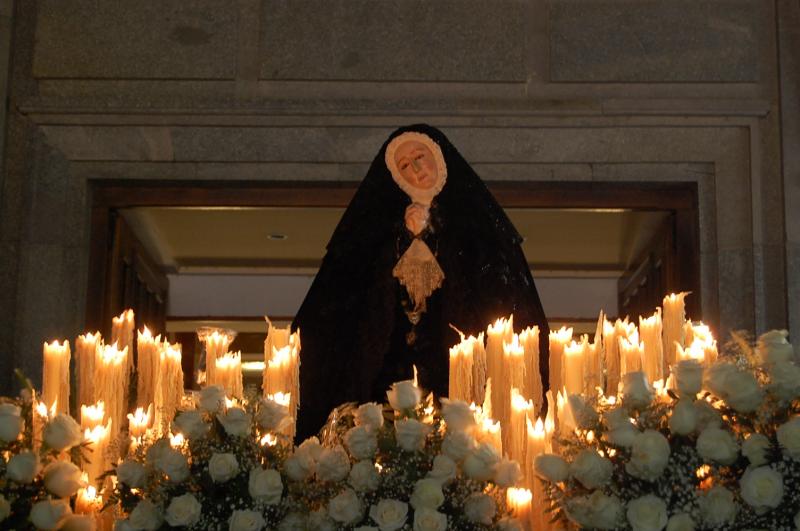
[195,326,237,387]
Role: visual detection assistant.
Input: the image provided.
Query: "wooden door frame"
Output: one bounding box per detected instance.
[86,179,701,329]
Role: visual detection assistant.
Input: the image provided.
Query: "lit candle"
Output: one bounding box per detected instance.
[153,341,184,436]
[267,392,295,436]
[127,405,152,439]
[619,331,644,375]
[214,351,243,399]
[548,326,573,402]
[526,417,547,529]
[506,488,533,531]
[449,340,474,403]
[676,340,706,363]
[486,317,513,434]
[469,333,487,406]
[640,309,664,384]
[603,319,620,396]
[662,293,689,371]
[203,330,234,388]
[563,336,587,397]
[502,335,526,449]
[75,484,102,515]
[95,342,129,439]
[111,309,135,375]
[519,326,542,412]
[83,419,111,487]
[80,401,105,432]
[32,399,50,451]
[509,389,533,473]
[556,390,575,433]
[544,390,556,453]
[136,327,161,409]
[42,340,70,415]
[477,417,502,454]
[691,323,718,365]
[76,332,101,406]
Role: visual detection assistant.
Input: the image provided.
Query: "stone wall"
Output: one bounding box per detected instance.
[0,0,797,392]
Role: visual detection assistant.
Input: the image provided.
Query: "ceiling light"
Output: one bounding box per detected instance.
[266,233,288,241]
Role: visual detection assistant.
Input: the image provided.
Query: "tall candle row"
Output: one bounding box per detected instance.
[42,340,71,415]
[263,321,301,436]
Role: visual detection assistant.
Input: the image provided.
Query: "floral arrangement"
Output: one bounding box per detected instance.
[0,383,99,530]
[535,329,800,530]
[112,380,524,530]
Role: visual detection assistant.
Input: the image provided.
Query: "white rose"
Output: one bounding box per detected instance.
[173,410,209,439]
[675,360,703,397]
[413,507,447,531]
[493,458,521,488]
[440,398,475,432]
[29,499,71,530]
[369,499,407,531]
[627,494,667,531]
[778,417,800,459]
[316,445,351,482]
[355,403,384,431]
[497,517,523,531]
[209,452,239,482]
[565,491,621,530]
[7,450,40,483]
[743,433,771,466]
[218,407,252,438]
[757,329,794,364]
[534,454,569,483]
[463,442,500,481]
[722,370,763,413]
[607,424,638,448]
[255,398,290,432]
[43,460,84,498]
[570,449,612,489]
[622,372,654,408]
[626,430,671,481]
[297,436,324,461]
[349,460,381,492]
[427,455,457,484]
[587,491,623,530]
[697,427,739,465]
[199,384,226,413]
[156,448,189,483]
[700,486,737,526]
[328,488,364,525]
[129,499,162,531]
[441,431,475,461]
[463,492,496,524]
[284,453,315,481]
[116,459,147,488]
[165,493,202,527]
[669,399,697,436]
[705,361,738,396]
[60,515,96,531]
[308,508,337,531]
[145,439,171,467]
[249,468,283,504]
[43,413,82,451]
[386,380,422,412]
[740,466,784,510]
[694,399,722,429]
[769,360,800,401]
[345,425,378,460]
[277,513,307,531]
[410,478,445,510]
[228,510,265,531]
[568,394,599,429]
[0,494,9,523]
[666,513,695,531]
[395,418,429,452]
[0,403,22,442]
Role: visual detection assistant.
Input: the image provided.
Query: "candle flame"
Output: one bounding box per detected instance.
[267,392,291,407]
[507,487,532,506]
[549,326,574,343]
[511,389,532,412]
[260,433,277,447]
[169,432,185,448]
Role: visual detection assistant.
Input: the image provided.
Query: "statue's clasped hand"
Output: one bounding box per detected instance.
[404,203,430,236]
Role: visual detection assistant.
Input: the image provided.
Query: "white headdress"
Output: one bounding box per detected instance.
[385,131,447,206]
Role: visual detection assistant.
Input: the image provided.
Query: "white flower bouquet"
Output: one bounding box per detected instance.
[0,381,97,530]
[537,330,800,530]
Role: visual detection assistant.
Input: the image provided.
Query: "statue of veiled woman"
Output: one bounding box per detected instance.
[292,124,549,441]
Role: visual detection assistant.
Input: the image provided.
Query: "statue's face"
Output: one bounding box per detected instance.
[393,140,439,190]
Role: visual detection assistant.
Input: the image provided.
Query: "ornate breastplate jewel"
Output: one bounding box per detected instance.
[393,238,445,329]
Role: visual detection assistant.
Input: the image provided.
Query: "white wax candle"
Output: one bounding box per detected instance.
[486,317,513,433]
[509,389,532,472]
[548,327,573,401]
[662,293,688,370]
[619,331,644,375]
[42,340,71,415]
[603,319,620,396]
[111,309,135,375]
[153,341,183,435]
[95,342,129,439]
[640,309,664,384]
[468,333,487,405]
[563,337,586,397]
[136,327,161,409]
[449,341,474,403]
[83,419,111,487]
[80,401,105,432]
[75,484,102,515]
[507,488,533,531]
[76,332,101,406]
[215,351,243,399]
[203,330,233,387]
[519,326,542,412]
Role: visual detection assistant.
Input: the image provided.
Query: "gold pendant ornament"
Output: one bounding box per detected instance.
[393,238,445,320]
